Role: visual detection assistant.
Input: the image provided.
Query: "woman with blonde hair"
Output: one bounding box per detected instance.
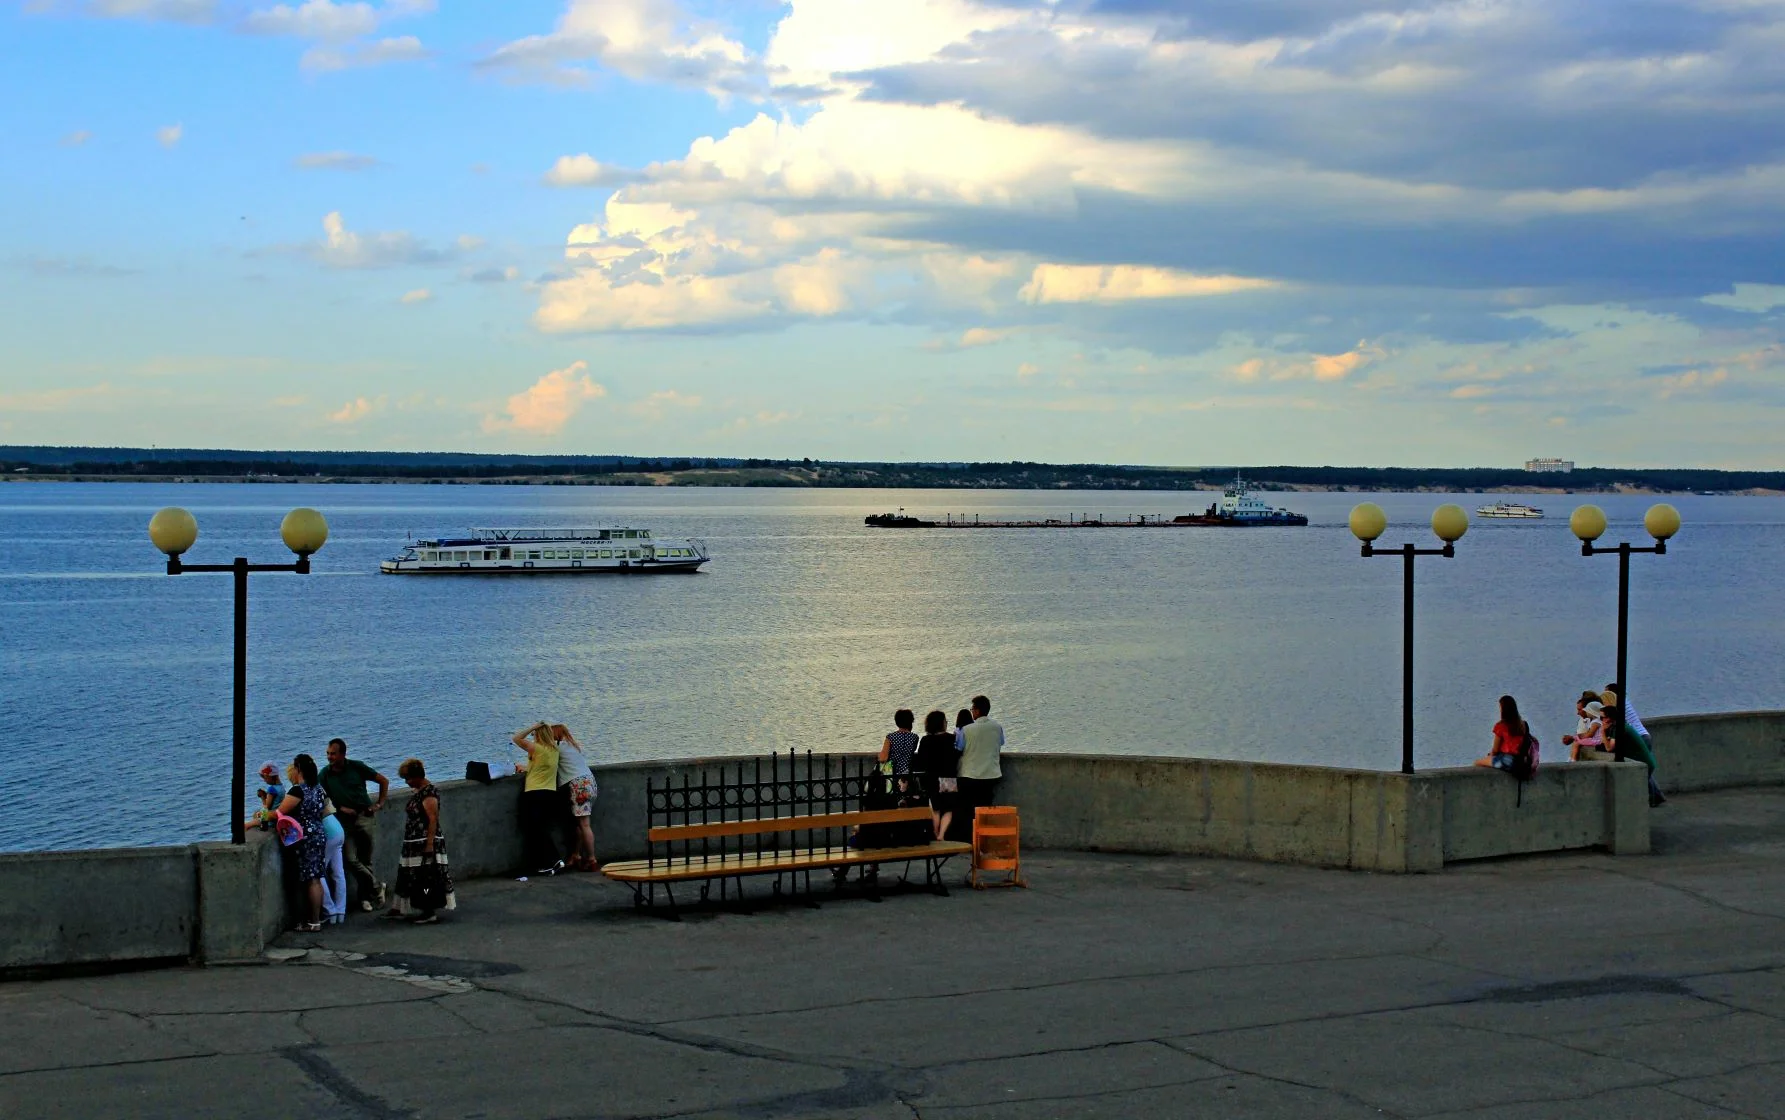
[389,758,454,923]
[512,722,565,877]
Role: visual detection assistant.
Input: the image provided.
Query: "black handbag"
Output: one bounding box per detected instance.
[412,856,449,911]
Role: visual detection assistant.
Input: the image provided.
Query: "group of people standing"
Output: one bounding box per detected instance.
[879,694,1005,841]
[252,738,455,932]
[1479,684,1667,807]
[510,721,600,877]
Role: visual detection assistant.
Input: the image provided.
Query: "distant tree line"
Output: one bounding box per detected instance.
[2,447,1779,492]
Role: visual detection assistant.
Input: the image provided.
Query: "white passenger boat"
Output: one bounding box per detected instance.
[1475,501,1544,519]
[379,527,709,575]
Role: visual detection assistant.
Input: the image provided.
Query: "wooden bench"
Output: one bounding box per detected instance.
[600,754,972,917]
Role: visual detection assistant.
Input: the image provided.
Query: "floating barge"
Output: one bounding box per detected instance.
[866,478,1308,529]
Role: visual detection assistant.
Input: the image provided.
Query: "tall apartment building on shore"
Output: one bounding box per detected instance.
[1525,457,1575,472]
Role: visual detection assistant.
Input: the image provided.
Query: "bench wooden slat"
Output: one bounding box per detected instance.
[647,806,931,843]
[602,840,971,883]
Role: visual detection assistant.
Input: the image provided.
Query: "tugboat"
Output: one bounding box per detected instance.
[1475,501,1544,519]
[1173,477,1309,526]
[379,526,708,574]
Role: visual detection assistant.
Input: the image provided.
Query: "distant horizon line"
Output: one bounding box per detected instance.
[0,444,1774,476]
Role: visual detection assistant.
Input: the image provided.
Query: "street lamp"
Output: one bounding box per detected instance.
[1569,502,1680,717]
[149,506,329,844]
[1349,502,1469,774]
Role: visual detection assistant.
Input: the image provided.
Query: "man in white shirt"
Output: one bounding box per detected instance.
[958,694,1005,826]
[1608,684,1666,807]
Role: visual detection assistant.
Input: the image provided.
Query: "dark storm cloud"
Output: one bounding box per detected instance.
[853,1,1785,192]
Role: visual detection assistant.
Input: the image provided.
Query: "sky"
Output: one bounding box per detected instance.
[4,0,1785,468]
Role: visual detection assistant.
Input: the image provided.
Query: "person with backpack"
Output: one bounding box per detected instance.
[1475,695,1533,772]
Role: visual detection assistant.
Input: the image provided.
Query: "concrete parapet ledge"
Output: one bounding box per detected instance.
[1651,710,1785,793]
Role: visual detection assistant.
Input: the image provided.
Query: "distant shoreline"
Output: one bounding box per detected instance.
[5,447,1782,495]
[4,473,1779,497]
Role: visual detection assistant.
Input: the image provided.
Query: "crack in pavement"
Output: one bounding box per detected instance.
[282,1045,411,1119]
[1160,1039,1416,1119]
[1588,864,1785,924]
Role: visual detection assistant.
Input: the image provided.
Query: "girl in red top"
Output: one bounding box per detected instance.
[1474,695,1529,770]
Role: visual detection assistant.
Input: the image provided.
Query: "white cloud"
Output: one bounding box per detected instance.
[399,288,432,303]
[1704,283,1785,313]
[1232,343,1386,384]
[542,154,612,187]
[959,327,1009,348]
[482,360,607,435]
[294,150,380,171]
[243,1,376,40]
[304,211,460,268]
[327,395,384,422]
[156,123,183,148]
[627,388,703,420]
[479,0,750,91]
[60,129,92,146]
[72,0,217,23]
[301,34,426,70]
[1019,265,1278,305]
[1656,367,1729,399]
[1016,361,1040,378]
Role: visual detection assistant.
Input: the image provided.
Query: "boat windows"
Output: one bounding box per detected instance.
[499,548,511,560]
[528,550,542,560]
[571,549,584,559]
[424,551,437,561]
[484,551,497,560]
[629,548,641,559]
[641,530,651,538]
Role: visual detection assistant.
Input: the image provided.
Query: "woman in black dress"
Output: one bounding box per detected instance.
[913,710,959,841]
[391,758,455,924]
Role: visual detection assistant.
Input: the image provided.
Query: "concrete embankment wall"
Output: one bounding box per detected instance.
[1650,711,1785,793]
[996,754,1649,872]
[0,709,1775,975]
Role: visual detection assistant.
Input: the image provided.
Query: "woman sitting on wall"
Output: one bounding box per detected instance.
[1561,693,1608,761]
[1474,696,1530,770]
[389,758,454,923]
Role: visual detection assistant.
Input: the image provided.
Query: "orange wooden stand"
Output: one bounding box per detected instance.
[971,806,1027,889]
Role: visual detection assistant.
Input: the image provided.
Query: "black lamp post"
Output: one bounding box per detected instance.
[148,506,330,844]
[1349,502,1470,774]
[1568,503,1680,712]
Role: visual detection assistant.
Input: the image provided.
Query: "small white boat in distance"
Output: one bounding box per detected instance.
[1475,501,1544,519]
[379,526,709,575]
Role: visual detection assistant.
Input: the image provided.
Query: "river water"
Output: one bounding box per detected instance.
[2,481,1779,850]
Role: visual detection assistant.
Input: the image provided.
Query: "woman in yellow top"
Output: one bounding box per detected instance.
[512,722,565,877]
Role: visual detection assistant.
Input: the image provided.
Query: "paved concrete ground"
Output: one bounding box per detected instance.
[3,787,1783,1120]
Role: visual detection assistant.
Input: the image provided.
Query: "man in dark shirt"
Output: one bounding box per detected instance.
[322,737,389,911]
